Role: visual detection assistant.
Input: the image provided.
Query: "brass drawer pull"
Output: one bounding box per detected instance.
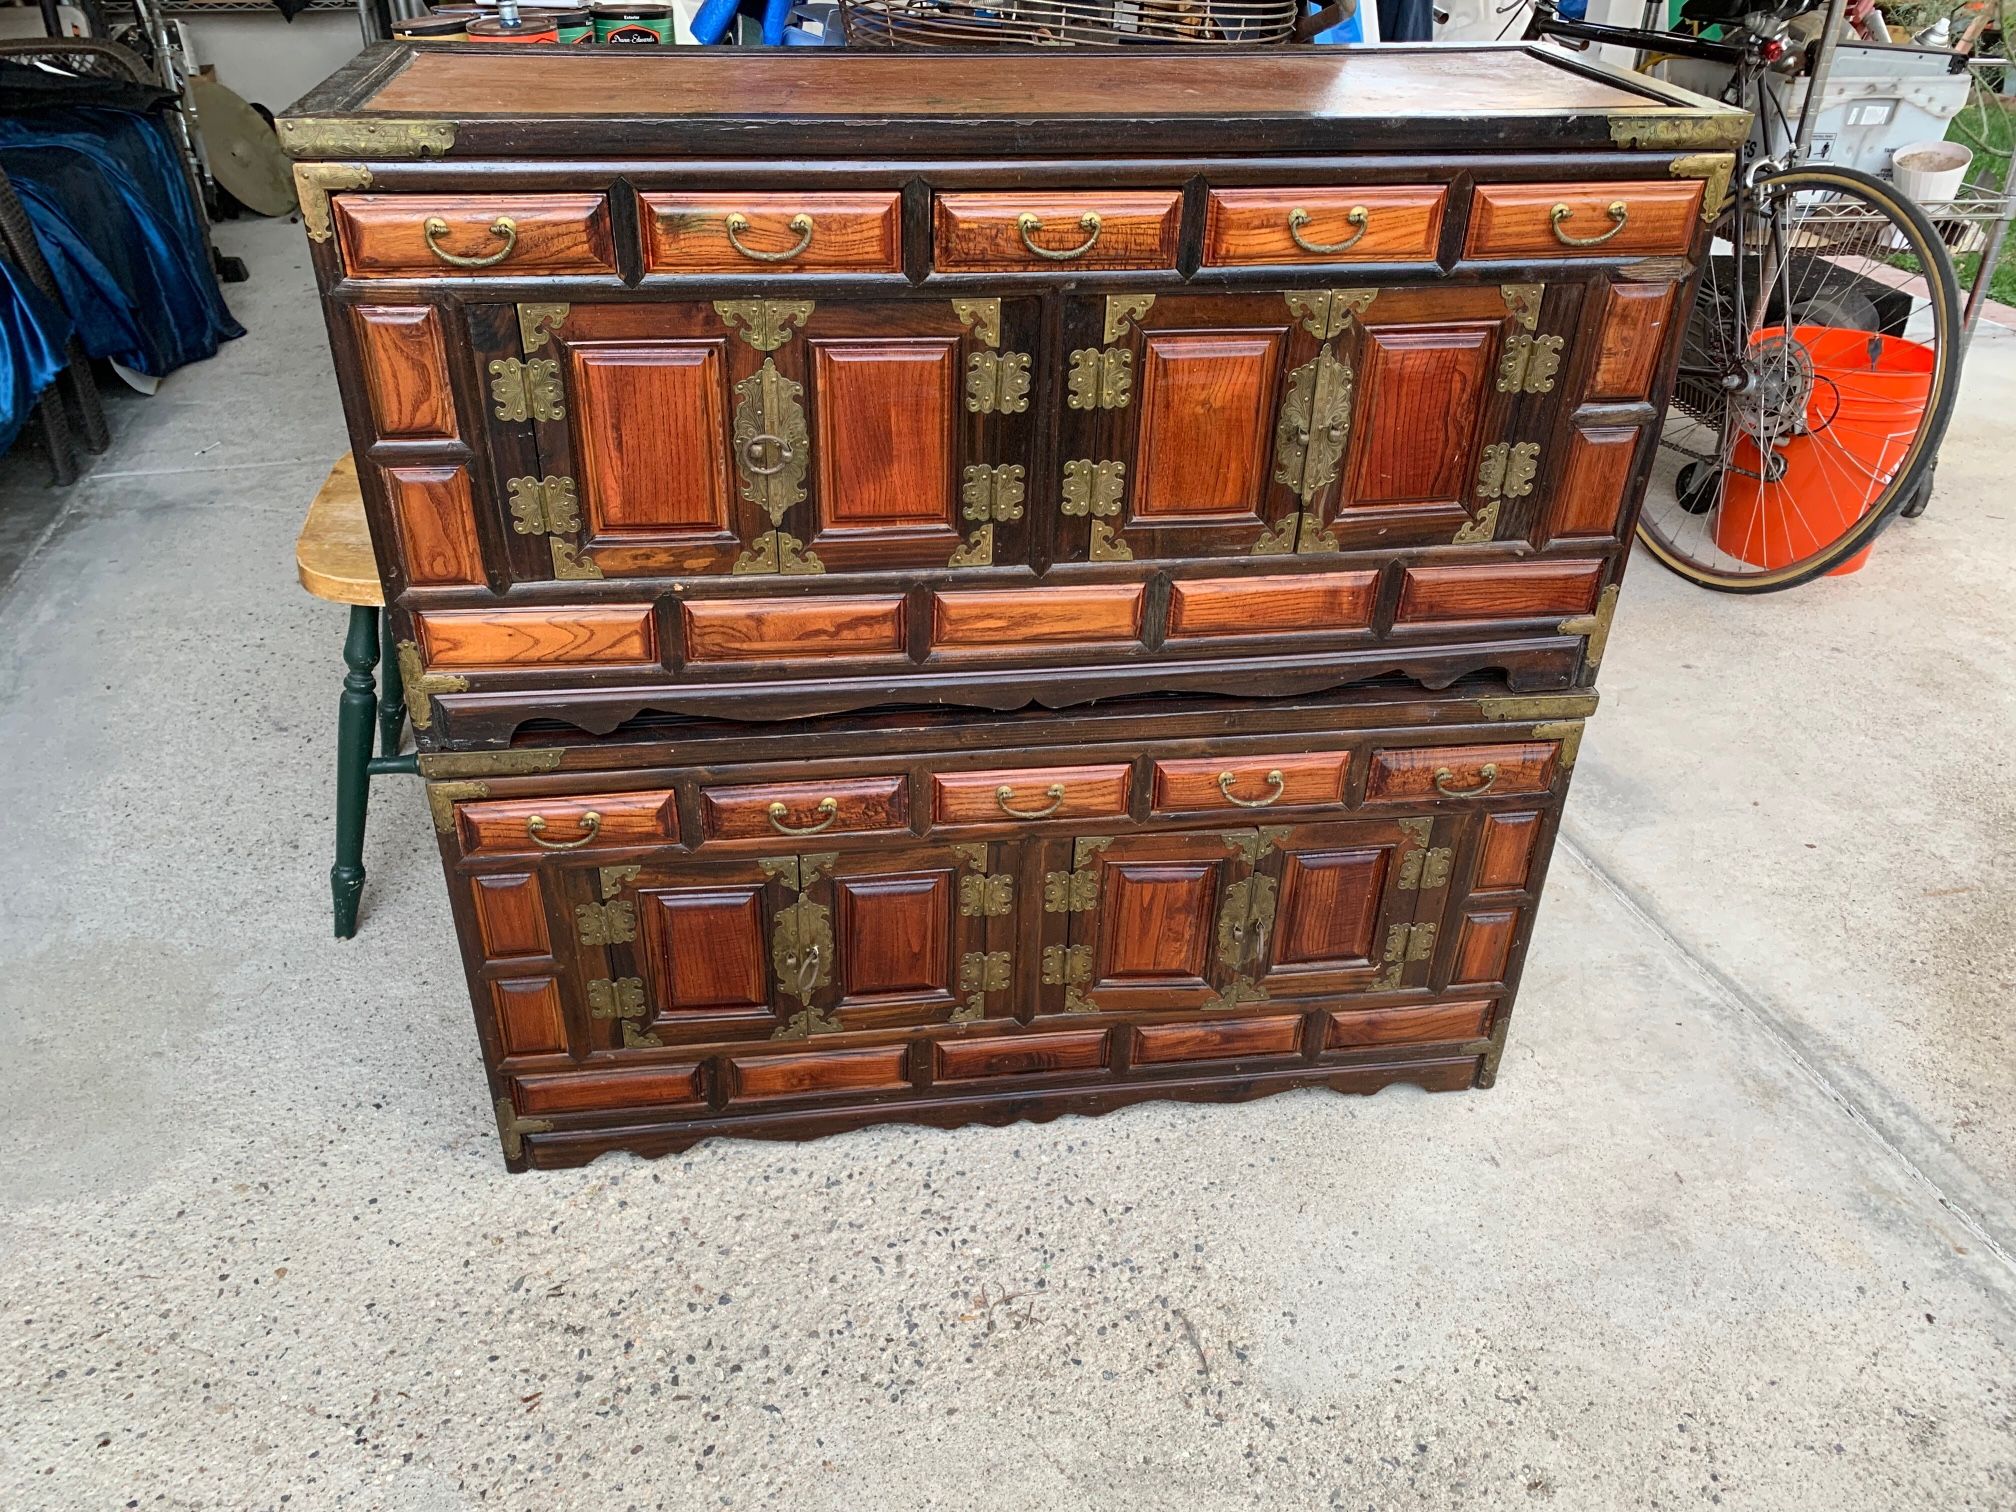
[1433,763,1499,798]
[739,431,796,477]
[725,211,814,264]
[423,214,518,268]
[1016,210,1102,262]
[1287,204,1369,255]
[996,783,1066,820]
[526,810,601,849]
[1549,200,1628,248]
[768,797,839,835]
[1217,769,1285,808]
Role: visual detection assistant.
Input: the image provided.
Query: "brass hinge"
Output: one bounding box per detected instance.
[955,949,1012,1023]
[951,297,1000,349]
[963,463,1026,524]
[493,1095,553,1162]
[733,529,824,576]
[1397,847,1454,891]
[396,640,468,734]
[1475,442,1540,503]
[507,474,579,536]
[426,779,489,834]
[1498,332,1565,394]
[488,357,564,423]
[292,163,371,242]
[1373,920,1438,990]
[1558,583,1620,672]
[517,303,569,355]
[1043,869,1100,913]
[587,975,659,1048]
[277,117,455,161]
[576,899,636,947]
[959,873,1015,917]
[1104,293,1155,344]
[1041,943,1091,987]
[1061,459,1124,518]
[1067,346,1133,410]
[714,299,813,352]
[415,748,564,779]
[966,350,1032,415]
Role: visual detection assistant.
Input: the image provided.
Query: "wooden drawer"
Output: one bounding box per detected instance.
[1151,751,1349,814]
[682,595,907,663]
[1464,180,1702,259]
[415,605,658,670]
[1134,1015,1304,1065]
[1165,572,1378,640]
[1326,1000,1493,1049]
[455,789,679,857]
[514,1064,705,1116]
[728,1045,912,1102]
[932,763,1132,826]
[642,191,902,273]
[934,1029,1110,1082]
[699,775,907,842]
[1364,742,1559,804]
[933,191,1181,272]
[332,194,616,277]
[1203,185,1446,266]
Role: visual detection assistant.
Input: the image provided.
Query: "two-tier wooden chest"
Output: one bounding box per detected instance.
[285,44,1746,1169]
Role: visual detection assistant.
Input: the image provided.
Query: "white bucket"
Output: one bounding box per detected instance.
[1891,140,1972,206]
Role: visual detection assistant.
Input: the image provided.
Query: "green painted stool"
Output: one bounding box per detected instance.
[296,456,418,937]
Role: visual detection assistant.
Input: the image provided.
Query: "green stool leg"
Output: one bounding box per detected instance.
[377,608,407,757]
[333,604,380,939]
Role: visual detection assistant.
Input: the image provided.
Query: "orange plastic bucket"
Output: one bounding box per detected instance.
[1713,324,1933,576]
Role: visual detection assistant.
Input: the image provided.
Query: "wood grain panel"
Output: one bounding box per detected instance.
[1364,743,1558,804]
[514,1063,705,1116]
[1464,179,1702,259]
[1151,751,1348,813]
[416,605,657,668]
[639,886,771,1016]
[1346,324,1494,508]
[471,873,549,959]
[1102,863,1218,981]
[699,775,906,841]
[1132,330,1284,520]
[1133,1015,1304,1064]
[1327,1000,1492,1049]
[932,584,1144,649]
[730,1046,911,1101]
[683,595,906,662]
[382,464,484,586]
[812,339,958,529]
[1394,559,1604,623]
[352,305,456,438]
[1453,910,1520,985]
[1202,185,1446,266]
[835,872,952,999]
[1588,281,1677,400]
[491,977,567,1057]
[934,1029,1109,1082]
[931,763,1132,825]
[571,342,734,538]
[933,191,1181,272]
[333,193,615,277]
[456,789,679,857]
[1165,572,1377,639]
[1547,426,1639,543]
[1476,812,1542,891]
[643,191,902,272]
[1274,849,1386,967]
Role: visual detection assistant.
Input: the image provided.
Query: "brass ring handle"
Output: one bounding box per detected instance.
[996,783,1066,820]
[1549,200,1629,248]
[1016,210,1102,262]
[1287,205,1370,256]
[768,797,839,835]
[526,810,601,850]
[1217,769,1285,809]
[1433,762,1499,798]
[423,215,518,268]
[724,211,815,264]
[739,432,795,477]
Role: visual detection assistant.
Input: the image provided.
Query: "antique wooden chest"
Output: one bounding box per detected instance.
[286,44,1745,1168]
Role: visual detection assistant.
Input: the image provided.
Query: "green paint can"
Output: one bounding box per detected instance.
[547,4,595,40]
[594,0,674,41]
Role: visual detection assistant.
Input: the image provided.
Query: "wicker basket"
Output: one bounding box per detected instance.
[841,0,1307,48]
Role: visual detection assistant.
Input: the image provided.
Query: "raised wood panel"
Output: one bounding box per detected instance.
[683,595,906,663]
[1365,743,1558,804]
[1100,863,1219,983]
[811,338,958,531]
[834,872,953,1001]
[1133,1015,1304,1064]
[1165,572,1377,639]
[642,191,902,272]
[332,193,616,277]
[1547,426,1639,543]
[382,464,484,586]
[1394,559,1604,624]
[1202,185,1446,266]
[1345,324,1495,508]
[1132,331,1284,521]
[1476,812,1543,891]
[932,584,1144,649]
[934,1029,1109,1082]
[639,885,772,1017]
[1273,848,1387,969]
[471,873,549,959]
[416,605,658,668]
[571,342,734,539]
[456,789,679,857]
[729,1045,911,1102]
[1150,751,1349,813]
[932,764,1132,825]
[1453,910,1520,985]
[699,775,906,841]
[1464,179,1702,259]
[1327,1000,1492,1049]
[352,305,456,438]
[514,1063,705,1116]
[1588,281,1677,400]
[933,190,1182,271]
[491,977,567,1057]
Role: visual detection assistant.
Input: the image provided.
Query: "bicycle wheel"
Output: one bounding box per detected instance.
[1637,162,1963,592]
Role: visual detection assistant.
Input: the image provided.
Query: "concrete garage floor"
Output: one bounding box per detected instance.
[1,216,2012,1510]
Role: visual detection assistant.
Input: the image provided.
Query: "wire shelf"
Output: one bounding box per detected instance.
[842,0,1302,49]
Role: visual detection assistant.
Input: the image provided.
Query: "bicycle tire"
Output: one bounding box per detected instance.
[1636,162,1964,593]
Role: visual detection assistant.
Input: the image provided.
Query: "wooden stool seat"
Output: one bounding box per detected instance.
[296,455,383,608]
